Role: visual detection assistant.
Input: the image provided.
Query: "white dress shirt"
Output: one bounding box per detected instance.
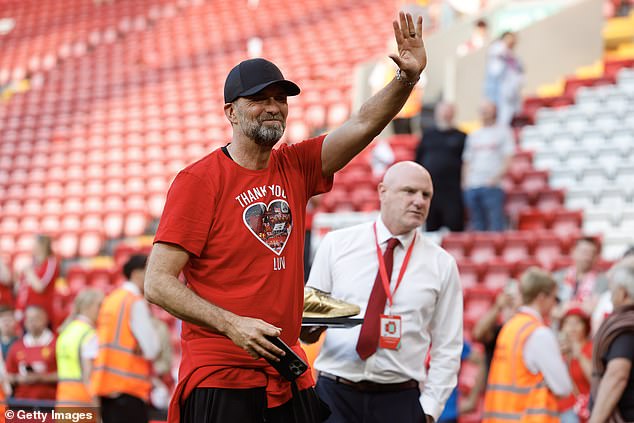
[307,218,463,421]
[519,306,573,397]
[122,282,160,361]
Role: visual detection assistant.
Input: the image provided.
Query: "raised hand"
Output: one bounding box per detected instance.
[389,12,427,83]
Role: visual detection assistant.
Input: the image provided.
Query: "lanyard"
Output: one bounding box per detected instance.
[373,223,416,308]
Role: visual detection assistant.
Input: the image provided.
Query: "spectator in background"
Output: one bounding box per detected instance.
[484,31,524,126]
[91,255,160,423]
[462,102,514,231]
[456,19,489,57]
[473,280,521,372]
[558,307,592,423]
[554,237,608,312]
[55,288,103,409]
[415,102,466,232]
[302,162,463,423]
[589,258,634,423]
[0,257,14,308]
[592,246,634,335]
[15,235,60,328]
[0,306,18,360]
[5,305,57,409]
[483,268,572,423]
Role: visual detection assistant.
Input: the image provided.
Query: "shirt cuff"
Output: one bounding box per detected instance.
[420,395,442,422]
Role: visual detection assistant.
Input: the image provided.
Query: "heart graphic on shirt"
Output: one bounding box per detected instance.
[243,200,293,255]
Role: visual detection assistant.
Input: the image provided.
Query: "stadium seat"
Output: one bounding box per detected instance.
[470,233,501,264]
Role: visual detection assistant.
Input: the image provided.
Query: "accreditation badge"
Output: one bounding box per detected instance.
[379,314,401,350]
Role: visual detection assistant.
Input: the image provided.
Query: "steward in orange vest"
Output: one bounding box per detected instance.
[91,255,159,423]
[483,267,572,423]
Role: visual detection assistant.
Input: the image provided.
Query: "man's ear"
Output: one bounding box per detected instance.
[224,103,237,125]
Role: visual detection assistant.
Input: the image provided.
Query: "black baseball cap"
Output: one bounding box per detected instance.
[224,58,300,103]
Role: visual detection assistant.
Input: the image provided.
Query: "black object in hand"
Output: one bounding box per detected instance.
[264,336,308,381]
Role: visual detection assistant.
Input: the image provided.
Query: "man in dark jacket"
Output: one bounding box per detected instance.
[415,102,466,232]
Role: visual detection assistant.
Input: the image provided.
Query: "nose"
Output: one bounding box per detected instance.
[262,97,283,114]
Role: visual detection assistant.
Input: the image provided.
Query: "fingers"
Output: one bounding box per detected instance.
[399,11,408,39]
[392,19,403,44]
[416,15,423,38]
[395,12,419,39]
[249,339,285,362]
[406,13,416,36]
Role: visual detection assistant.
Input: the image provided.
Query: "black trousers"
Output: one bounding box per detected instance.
[315,377,425,423]
[100,394,148,423]
[181,386,330,423]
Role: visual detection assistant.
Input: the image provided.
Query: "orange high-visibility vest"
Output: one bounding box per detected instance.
[483,312,560,423]
[90,288,152,402]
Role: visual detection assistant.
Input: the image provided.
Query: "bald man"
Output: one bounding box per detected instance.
[302,161,463,423]
[415,102,466,231]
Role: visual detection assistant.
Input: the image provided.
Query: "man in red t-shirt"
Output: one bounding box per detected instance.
[145,12,428,423]
[5,306,57,405]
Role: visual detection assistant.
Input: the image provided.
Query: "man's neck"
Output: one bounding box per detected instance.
[227,137,273,170]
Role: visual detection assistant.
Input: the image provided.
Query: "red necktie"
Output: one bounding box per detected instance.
[356,237,400,360]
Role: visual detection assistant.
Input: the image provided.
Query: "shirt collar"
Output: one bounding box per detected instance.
[375,216,417,251]
[518,305,543,322]
[23,328,54,347]
[122,281,141,295]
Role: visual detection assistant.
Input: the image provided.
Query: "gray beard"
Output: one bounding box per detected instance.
[239,113,285,147]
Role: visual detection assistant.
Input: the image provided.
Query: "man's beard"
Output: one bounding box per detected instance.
[238,111,285,147]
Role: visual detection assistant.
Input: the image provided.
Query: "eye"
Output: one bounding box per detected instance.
[274,96,288,103]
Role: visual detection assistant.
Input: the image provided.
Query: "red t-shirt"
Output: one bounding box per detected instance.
[16,257,59,326]
[559,341,592,413]
[155,136,332,386]
[5,333,57,400]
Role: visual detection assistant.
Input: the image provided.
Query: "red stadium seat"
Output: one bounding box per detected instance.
[442,233,473,261]
[470,233,501,263]
[457,261,481,289]
[482,259,514,291]
[550,209,583,238]
[500,232,534,263]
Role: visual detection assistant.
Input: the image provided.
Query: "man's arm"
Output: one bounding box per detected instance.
[523,327,572,397]
[130,300,161,361]
[589,358,631,423]
[472,292,506,342]
[321,12,427,176]
[422,260,464,422]
[144,242,284,361]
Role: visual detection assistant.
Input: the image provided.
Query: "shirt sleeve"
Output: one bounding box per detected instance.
[605,332,634,363]
[130,300,161,361]
[306,232,335,294]
[80,333,98,360]
[154,171,215,257]
[286,135,333,198]
[420,258,464,421]
[523,327,573,397]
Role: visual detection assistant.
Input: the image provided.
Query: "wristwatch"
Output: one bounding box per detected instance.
[396,68,419,87]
